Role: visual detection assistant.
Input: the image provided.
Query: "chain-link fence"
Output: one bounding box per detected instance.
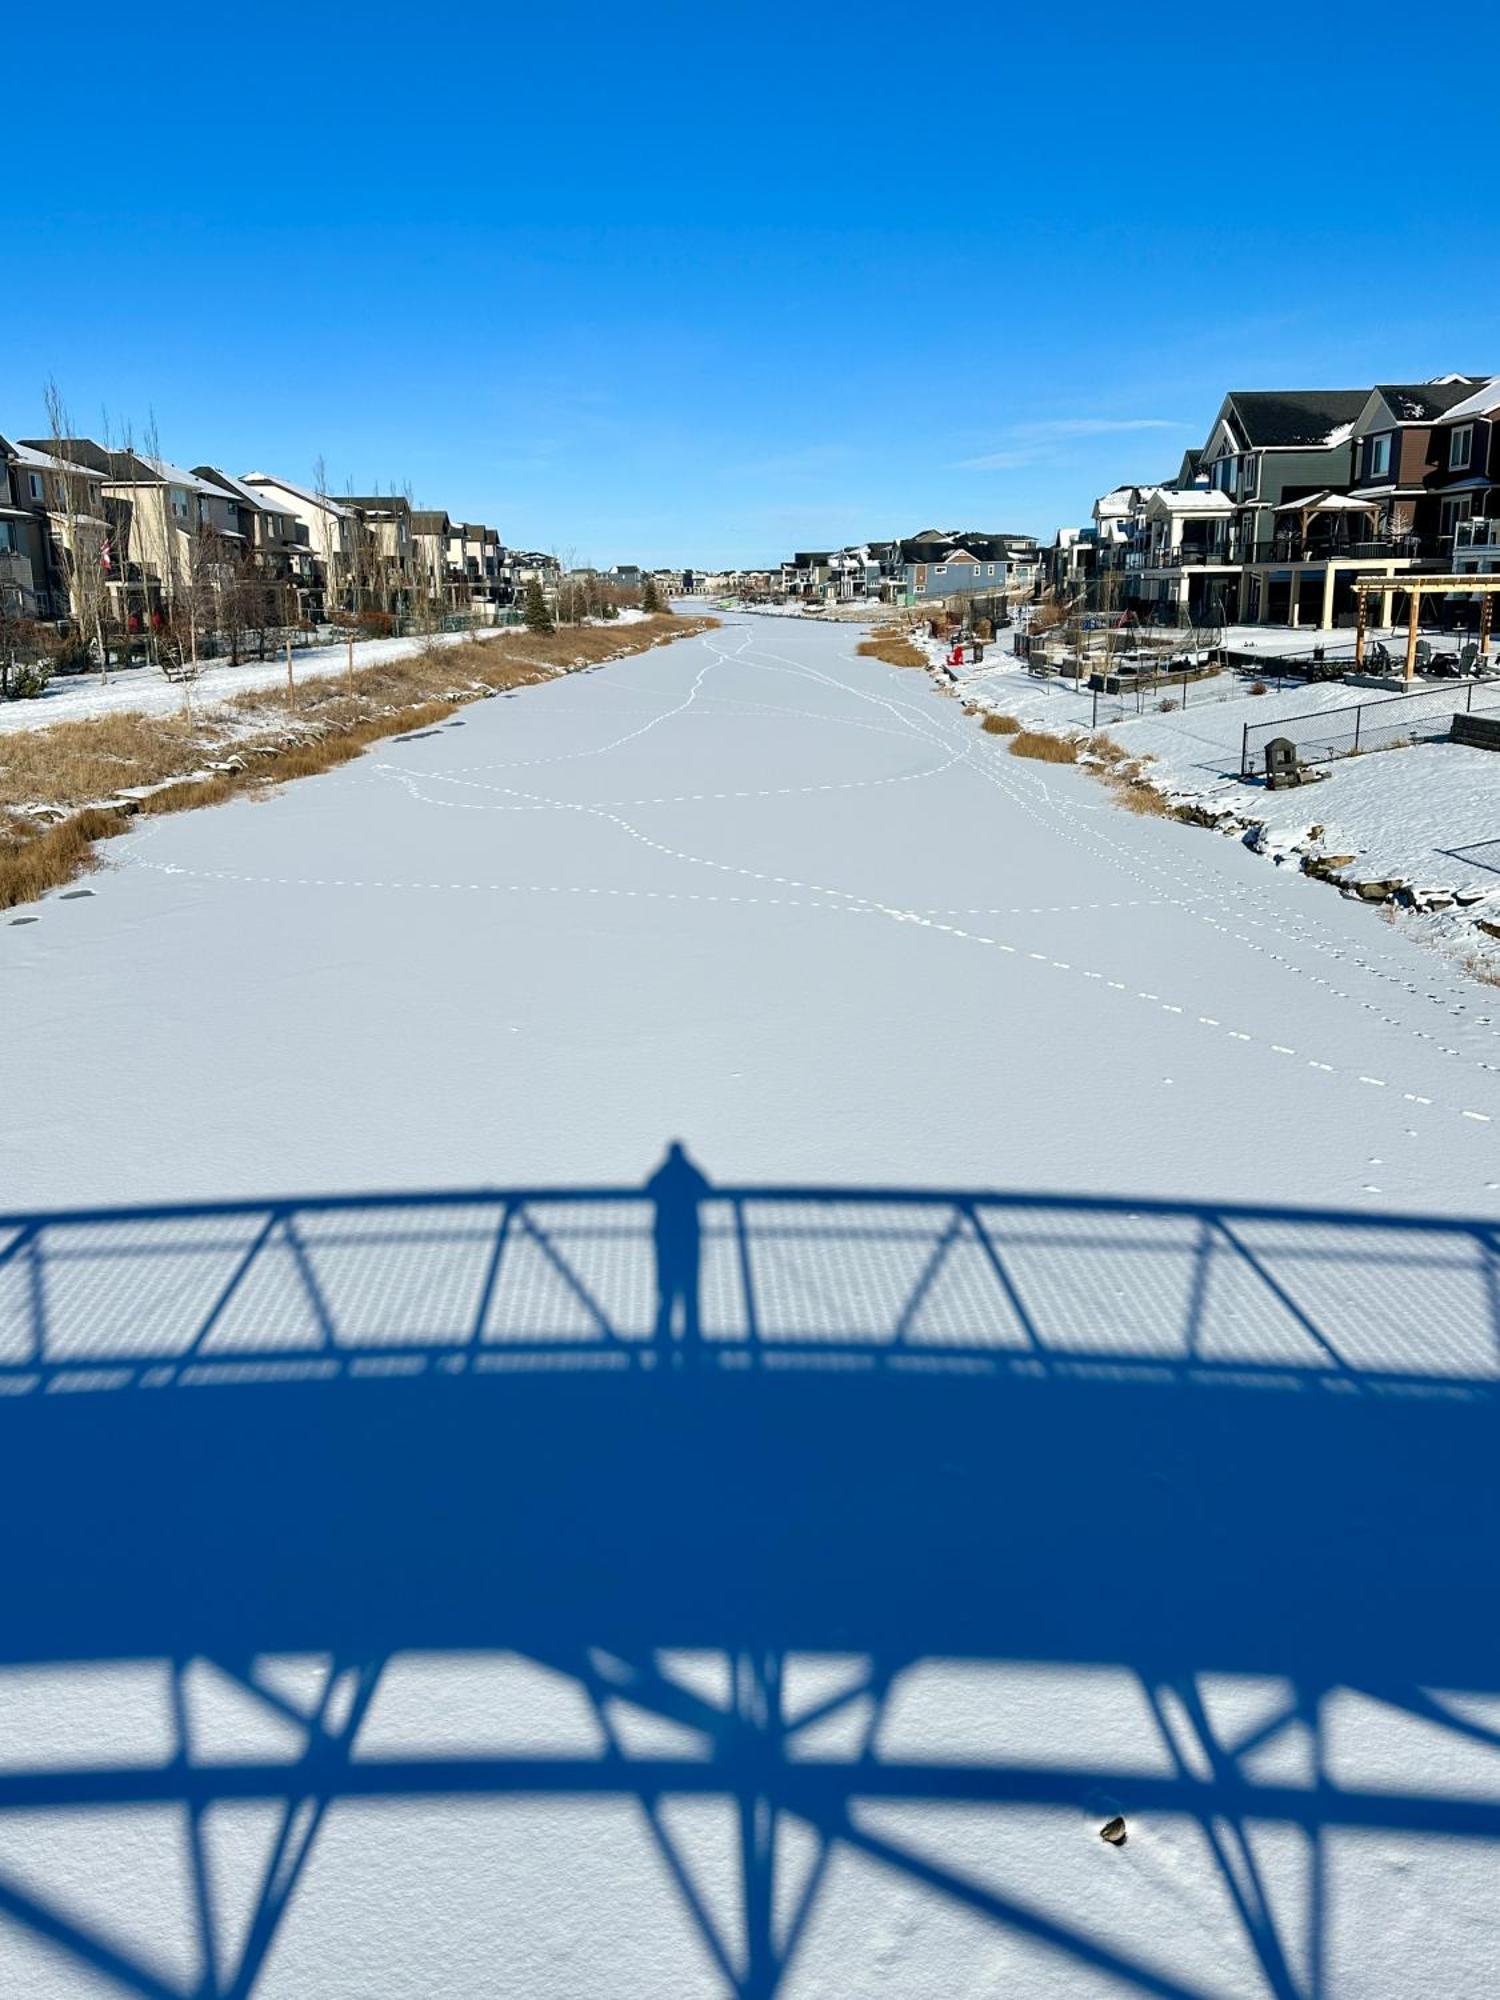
[1240,678,1500,778]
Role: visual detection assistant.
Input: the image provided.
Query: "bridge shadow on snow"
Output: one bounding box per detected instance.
[0,1148,1498,1996]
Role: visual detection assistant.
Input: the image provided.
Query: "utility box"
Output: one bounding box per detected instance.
[1264,737,1300,790]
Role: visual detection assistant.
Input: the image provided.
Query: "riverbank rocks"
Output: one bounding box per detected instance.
[1302,852,1357,883]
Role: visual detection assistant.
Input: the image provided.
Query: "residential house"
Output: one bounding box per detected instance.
[1194,388,1375,626]
[450,523,506,609]
[194,468,321,620]
[503,550,561,605]
[410,510,454,608]
[1090,485,1161,590]
[894,530,1031,604]
[1424,378,1500,576]
[240,473,355,614]
[1045,526,1098,597]
[0,436,49,619]
[781,552,832,602]
[339,495,415,614]
[0,436,110,623]
[1128,485,1241,624]
[24,441,228,628]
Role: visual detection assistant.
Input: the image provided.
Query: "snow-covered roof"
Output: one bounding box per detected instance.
[194,466,279,512]
[127,454,222,496]
[1148,489,1236,516]
[241,471,353,519]
[1425,376,1500,425]
[8,440,102,481]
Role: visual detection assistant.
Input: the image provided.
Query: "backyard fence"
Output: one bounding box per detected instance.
[1239,677,1500,778]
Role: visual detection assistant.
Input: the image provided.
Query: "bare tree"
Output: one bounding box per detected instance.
[43,380,109,679]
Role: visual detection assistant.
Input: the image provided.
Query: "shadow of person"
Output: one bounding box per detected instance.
[645,1141,712,1361]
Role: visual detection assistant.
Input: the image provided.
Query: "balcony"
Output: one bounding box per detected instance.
[1454,519,1500,555]
[1141,546,1241,571]
[1245,534,1448,567]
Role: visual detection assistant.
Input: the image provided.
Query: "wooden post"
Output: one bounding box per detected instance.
[286,635,294,708]
[1354,582,1367,668]
[347,632,355,693]
[1481,590,1494,660]
[1405,585,1420,685]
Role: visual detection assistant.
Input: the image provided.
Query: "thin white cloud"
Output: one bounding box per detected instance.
[954,415,1189,472]
[1015,417,1188,440]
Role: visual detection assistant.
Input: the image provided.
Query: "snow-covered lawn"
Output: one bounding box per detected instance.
[0,625,513,739]
[2,615,1498,1998]
[948,638,1500,960]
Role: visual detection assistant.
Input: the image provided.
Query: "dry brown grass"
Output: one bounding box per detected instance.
[0,808,133,910]
[980,713,1021,735]
[1107,775,1175,816]
[0,616,713,911]
[857,629,927,670]
[1009,729,1079,764]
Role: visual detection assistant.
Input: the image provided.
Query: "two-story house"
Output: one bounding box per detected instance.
[1191,389,1379,625]
[410,511,454,608]
[194,469,320,620]
[0,436,48,619]
[894,530,1025,604]
[2,438,111,626]
[240,473,355,615]
[341,495,415,614]
[1425,379,1500,575]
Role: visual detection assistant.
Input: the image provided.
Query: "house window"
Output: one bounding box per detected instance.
[1367,434,1391,479]
[28,472,44,502]
[1440,495,1473,535]
[0,523,16,552]
[986,564,995,576]
[935,563,947,574]
[1450,426,1473,470]
[1240,456,1259,499]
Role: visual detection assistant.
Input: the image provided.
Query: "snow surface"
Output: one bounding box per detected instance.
[949,636,1500,958]
[3,616,1500,1996]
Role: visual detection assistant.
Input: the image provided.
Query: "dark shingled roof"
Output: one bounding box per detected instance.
[409,510,450,534]
[1225,391,1368,447]
[1372,381,1487,423]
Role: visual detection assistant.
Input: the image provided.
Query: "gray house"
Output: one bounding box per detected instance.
[895,530,1033,603]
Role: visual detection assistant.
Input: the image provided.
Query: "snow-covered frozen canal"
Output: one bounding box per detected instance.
[7,614,1500,1208]
[2,616,1499,1997]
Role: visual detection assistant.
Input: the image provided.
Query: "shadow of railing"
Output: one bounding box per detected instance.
[4,1180,1500,1393]
[1,1174,1498,1997]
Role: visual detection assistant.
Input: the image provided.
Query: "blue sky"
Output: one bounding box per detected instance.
[10,0,1498,568]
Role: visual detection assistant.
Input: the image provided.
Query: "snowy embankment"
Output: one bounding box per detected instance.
[940,633,1500,970]
[0,625,512,739]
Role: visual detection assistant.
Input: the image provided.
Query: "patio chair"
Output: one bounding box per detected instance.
[1456,641,1479,678]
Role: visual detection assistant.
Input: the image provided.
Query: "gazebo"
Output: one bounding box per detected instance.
[1271,491,1382,552]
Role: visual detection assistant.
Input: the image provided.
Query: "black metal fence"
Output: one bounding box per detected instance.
[1240,677,1500,778]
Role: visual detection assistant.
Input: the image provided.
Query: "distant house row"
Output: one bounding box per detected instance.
[0,432,561,635]
[1048,375,1500,630]
[700,531,1042,607]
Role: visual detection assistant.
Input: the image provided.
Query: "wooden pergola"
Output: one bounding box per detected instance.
[1354,572,1500,682]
